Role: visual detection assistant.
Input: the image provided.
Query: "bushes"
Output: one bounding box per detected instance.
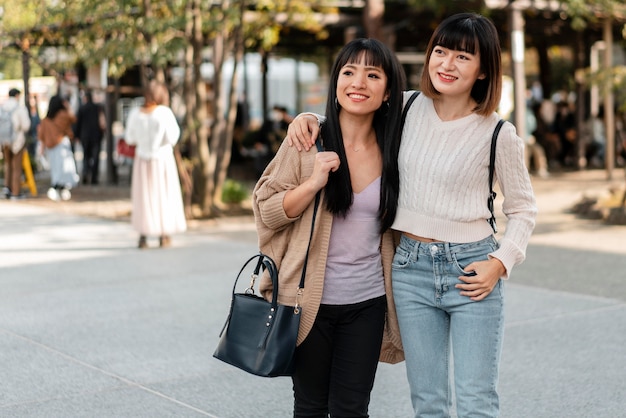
[221,179,248,204]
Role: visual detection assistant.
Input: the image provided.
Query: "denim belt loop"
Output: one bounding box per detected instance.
[414,240,424,262]
[443,242,453,262]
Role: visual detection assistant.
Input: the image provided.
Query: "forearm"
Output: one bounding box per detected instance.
[283,179,320,218]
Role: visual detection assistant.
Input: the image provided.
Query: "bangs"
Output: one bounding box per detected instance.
[346,49,384,68]
[337,39,388,70]
[432,21,479,54]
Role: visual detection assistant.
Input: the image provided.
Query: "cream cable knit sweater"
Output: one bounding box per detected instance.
[393,91,537,277]
[306,92,537,277]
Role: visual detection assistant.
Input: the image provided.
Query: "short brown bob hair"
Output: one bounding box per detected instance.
[420,13,502,116]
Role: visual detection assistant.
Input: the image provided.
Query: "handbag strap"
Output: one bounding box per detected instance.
[401,91,420,126]
[297,139,324,290]
[293,140,323,314]
[487,119,505,233]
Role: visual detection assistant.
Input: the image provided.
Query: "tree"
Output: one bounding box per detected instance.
[559,0,626,174]
[561,0,626,106]
[1,0,332,217]
[198,0,332,216]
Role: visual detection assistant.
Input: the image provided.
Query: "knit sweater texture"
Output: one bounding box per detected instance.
[253,141,404,364]
[392,91,537,277]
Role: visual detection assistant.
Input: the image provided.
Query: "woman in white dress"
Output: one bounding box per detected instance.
[124,80,186,249]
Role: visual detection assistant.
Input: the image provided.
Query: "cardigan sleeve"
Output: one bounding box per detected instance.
[253,140,317,233]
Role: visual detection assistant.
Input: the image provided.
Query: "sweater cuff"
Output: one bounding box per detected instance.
[302,112,325,126]
[489,241,524,280]
[259,190,300,230]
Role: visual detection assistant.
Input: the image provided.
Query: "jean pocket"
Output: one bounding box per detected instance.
[392,245,412,269]
[451,247,491,276]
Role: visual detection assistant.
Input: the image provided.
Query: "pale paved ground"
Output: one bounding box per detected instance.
[1,167,625,417]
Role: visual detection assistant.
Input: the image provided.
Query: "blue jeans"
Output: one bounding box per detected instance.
[392,234,504,418]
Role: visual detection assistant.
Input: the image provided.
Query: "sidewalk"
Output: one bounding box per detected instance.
[22,165,626,225]
[1,167,625,417]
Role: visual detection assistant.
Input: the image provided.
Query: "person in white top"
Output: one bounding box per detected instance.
[0,88,31,199]
[124,80,186,249]
[286,13,537,418]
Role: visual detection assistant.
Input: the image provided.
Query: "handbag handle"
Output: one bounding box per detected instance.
[236,253,279,307]
[218,252,279,338]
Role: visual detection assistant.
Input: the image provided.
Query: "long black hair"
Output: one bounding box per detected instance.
[46,95,69,119]
[320,38,406,232]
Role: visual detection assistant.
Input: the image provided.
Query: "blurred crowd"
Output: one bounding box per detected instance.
[510,85,626,179]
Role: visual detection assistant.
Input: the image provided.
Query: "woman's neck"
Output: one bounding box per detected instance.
[433,96,476,121]
[339,113,377,152]
[141,102,158,112]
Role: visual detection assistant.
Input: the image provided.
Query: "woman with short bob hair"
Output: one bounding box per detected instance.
[286,13,538,417]
[420,12,503,117]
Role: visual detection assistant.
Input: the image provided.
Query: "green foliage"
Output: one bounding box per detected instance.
[0,0,332,80]
[221,179,248,204]
[243,0,332,51]
[0,0,40,31]
[556,0,626,110]
[559,0,626,31]
[582,65,626,111]
[405,0,487,17]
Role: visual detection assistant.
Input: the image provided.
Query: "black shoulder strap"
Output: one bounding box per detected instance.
[298,139,324,290]
[487,119,505,233]
[401,91,420,126]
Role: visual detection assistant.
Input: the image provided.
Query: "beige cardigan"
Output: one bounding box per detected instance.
[252,140,404,364]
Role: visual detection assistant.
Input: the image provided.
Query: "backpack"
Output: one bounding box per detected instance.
[0,106,17,146]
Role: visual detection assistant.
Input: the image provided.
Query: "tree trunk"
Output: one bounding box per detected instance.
[194,0,212,215]
[364,0,384,40]
[183,0,211,215]
[21,42,30,109]
[213,11,244,208]
[536,38,551,100]
[261,50,269,127]
[574,30,587,169]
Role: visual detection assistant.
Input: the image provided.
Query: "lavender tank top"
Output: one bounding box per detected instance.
[321,177,385,305]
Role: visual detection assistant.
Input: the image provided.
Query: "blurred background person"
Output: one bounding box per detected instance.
[270,104,294,140]
[124,80,186,249]
[585,106,606,168]
[37,95,79,201]
[75,90,106,185]
[554,100,577,168]
[27,95,42,171]
[0,88,31,199]
[523,94,549,178]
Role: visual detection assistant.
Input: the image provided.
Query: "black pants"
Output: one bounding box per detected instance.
[81,139,102,184]
[292,295,386,418]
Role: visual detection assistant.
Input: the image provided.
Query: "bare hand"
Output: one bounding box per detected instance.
[284,150,340,217]
[286,114,319,151]
[456,258,505,301]
[308,151,340,190]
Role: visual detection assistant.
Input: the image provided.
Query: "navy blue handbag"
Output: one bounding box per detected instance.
[213,141,323,377]
[213,253,302,377]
